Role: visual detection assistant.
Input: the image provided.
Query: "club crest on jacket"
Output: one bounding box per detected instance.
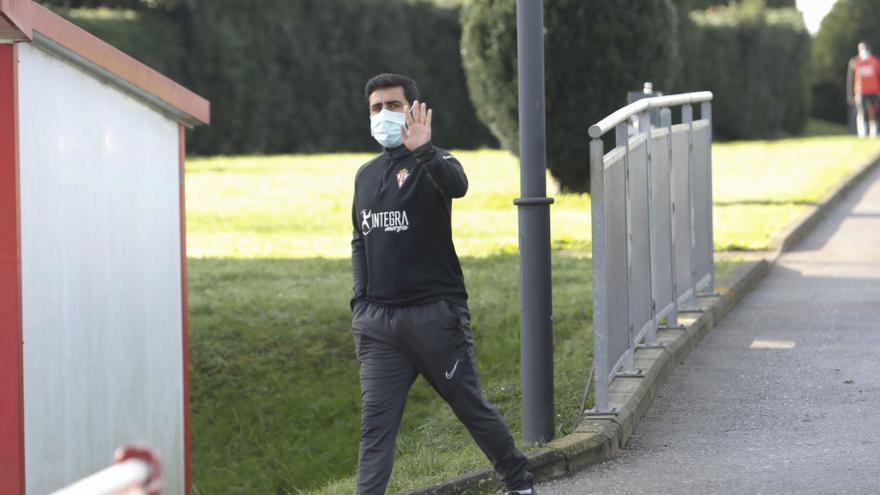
[397,168,410,188]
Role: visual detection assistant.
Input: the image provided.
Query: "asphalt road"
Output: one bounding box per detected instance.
[539,164,880,495]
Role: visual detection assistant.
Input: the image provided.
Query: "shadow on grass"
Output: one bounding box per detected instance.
[188,254,742,494]
[187,253,594,494]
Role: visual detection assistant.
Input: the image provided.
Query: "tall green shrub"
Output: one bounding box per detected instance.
[461,0,680,193]
[678,2,811,138]
[811,0,880,123]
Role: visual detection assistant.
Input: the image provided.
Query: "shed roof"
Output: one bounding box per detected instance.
[1,0,209,126]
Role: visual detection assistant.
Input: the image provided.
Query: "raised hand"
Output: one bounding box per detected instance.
[401,100,432,151]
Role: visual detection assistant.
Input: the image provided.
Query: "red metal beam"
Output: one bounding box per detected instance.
[0,0,209,125]
[0,0,32,41]
[179,123,192,495]
[0,42,25,495]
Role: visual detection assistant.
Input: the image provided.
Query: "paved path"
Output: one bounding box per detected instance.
[540,165,880,494]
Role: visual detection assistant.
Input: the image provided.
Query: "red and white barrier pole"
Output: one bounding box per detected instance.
[50,445,161,495]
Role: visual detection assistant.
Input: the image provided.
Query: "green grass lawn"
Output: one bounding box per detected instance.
[185,129,879,494]
[712,134,878,250]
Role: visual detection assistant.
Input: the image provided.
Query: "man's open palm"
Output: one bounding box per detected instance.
[402,100,432,150]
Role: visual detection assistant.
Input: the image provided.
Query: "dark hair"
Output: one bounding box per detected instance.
[364,73,419,104]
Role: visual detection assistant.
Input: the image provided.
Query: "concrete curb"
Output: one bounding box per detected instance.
[399,151,880,495]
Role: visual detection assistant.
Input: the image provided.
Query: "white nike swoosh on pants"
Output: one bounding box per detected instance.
[444,360,459,379]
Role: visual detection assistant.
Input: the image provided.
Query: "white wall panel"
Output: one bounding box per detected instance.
[17,42,184,494]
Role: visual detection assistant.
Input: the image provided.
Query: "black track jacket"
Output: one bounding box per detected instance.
[351,142,468,308]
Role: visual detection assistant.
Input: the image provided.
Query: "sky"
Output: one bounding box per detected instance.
[796,0,839,35]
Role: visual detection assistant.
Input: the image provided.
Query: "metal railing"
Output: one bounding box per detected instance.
[50,445,161,495]
[587,91,715,413]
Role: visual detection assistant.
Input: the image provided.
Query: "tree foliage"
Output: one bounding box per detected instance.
[461,0,680,193]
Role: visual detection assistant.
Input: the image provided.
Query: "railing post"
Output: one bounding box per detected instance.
[589,137,609,412]
[638,110,651,137]
[616,122,635,371]
[681,104,697,309]
[700,101,715,295]
[660,107,679,328]
[514,0,554,445]
[638,110,659,346]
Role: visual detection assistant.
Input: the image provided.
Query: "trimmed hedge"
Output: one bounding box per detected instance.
[49,0,496,155]
[677,2,811,139]
[183,0,489,154]
[461,0,680,193]
[810,0,880,123]
[61,8,188,83]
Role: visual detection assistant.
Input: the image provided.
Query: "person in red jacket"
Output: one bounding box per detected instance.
[847,41,880,138]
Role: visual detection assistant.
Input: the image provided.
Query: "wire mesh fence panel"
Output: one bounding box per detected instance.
[604,148,631,378]
[627,134,653,344]
[587,92,713,413]
[671,124,693,306]
[649,128,675,321]
[692,120,713,290]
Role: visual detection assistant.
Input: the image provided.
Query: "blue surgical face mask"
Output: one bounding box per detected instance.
[370,109,406,148]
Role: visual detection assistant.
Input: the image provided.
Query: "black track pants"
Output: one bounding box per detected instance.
[351,299,533,495]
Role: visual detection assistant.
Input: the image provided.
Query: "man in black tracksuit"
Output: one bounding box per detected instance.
[350,73,535,494]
